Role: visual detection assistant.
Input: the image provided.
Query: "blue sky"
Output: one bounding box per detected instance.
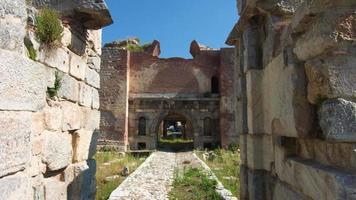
[102,0,238,58]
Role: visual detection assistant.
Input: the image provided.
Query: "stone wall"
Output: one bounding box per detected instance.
[0,0,111,199]
[227,0,356,199]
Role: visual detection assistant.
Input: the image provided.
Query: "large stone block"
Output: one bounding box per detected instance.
[87,29,102,56]
[246,70,264,134]
[69,52,86,80]
[0,49,48,111]
[61,101,81,131]
[273,181,308,200]
[0,111,31,177]
[319,98,356,142]
[92,88,100,109]
[87,55,101,71]
[44,179,67,200]
[0,173,31,200]
[42,131,72,171]
[72,130,98,162]
[39,48,70,73]
[81,108,100,130]
[79,82,92,107]
[44,105,62,131]
[246,134,274,171]
[58,74,79,102]
[278,157,356,200]
[305,55,356,104]
[261,54,312,138]
[85,67,100,88]
[248,169,266,200]
[67,160,96,200]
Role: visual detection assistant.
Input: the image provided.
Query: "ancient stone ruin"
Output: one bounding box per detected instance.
[99,39,238,151]
[226,0,356,199]
[0,0,112,199]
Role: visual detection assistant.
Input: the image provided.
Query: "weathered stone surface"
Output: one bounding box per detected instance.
[87,56,101,71]
[0,111,31,177]
[318,98,356,142]
[42,131,72,171]
[0,173,31,200]
[67,160,96,200]
[44,105,62,131]
[79,82,92,107]
[81,108,100,130]
[0,49,48,111]
[87,29,102,56]
[246,70,264,134]
[305,55,356,104]
[92,88,100,109]
[246,134,273,171]
[69,52,86,80]
[39,48,70,73]
[85,67,100,88]
[61,101,81,131]
[58,74,79,102]
[247,169,266,200]
[0,0,26,53]
[273,181,307,200]
[44,179,67,200]
[73,130,98,162]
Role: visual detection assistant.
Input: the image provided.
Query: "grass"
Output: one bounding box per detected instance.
[95,151,147,200]
[169,167,223,200]
[196,148,240,197]
[159,138,194,144]
[35,8,63,46]
[47,71,61,98]
[24,38,37,61]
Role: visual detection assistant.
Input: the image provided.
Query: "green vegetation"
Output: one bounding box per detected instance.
[95,151,146,200]
[126,43,151,52]
[35,8,63,45]
[47,71,61,98]
[159,138,194,144]
[169,167,223,200]
[24,38,36,61]
[196,148,240,197]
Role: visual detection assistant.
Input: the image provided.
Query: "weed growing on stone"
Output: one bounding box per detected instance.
[24,38,36,61]
[47,71,61,98]
[95,151,147,200]
[196,148,240,197]
[169,167,223,200]
[35,8,63,46]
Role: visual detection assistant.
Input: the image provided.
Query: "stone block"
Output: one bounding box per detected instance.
[61,27,72,47]
[240,134,248,165]
[85,67,100,89]
[69,52,86,80]
[273,181,307,200]
[248,169,266,200]
[319,98,356,142]
[305,56,356,104]
[87,29,102,55]
[261,54,312,138]
[0,15,25,53]
[246,134,273,171]
[92,88,100,109]
[0,111,31,178]
[42,131,72,171]
[72,130,98,162]
[240,165,249,200]
[39,47,70,73]
[82,108,100,130]
[278,157,356,200]
[0,173,31,200]
[243,24,262,72]
[79,82,92,107]
[246,70,264,134]
[0,49,48,111]
[44,105,62,131]
[44,179,67,200]
[67,160,96,200]
[61,101,81,131]
[87,55,101,71]
[58,74,79,102]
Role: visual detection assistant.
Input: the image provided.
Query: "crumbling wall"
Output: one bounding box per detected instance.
[0,0,111,199]
[227,0,356,199]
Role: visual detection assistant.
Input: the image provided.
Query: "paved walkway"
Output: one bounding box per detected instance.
[108,151,237,200]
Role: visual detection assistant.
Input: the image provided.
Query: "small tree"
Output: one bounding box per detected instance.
[35,8,63,46]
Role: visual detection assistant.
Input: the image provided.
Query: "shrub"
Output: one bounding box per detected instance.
[35,8,63,45]
[47,71,61,98]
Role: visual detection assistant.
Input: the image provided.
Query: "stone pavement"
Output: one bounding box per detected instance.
[108,151,206,200]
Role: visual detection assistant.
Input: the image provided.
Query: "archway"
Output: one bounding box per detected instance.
[155,112,195,151]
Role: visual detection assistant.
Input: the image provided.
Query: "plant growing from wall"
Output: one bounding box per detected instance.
[127,43,151,52]
[35,8,63,46]
[24,37,37,61]
[47,71,62,98]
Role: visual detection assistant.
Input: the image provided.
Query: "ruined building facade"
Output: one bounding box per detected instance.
[227,0,356,199]
[99,40,238,151]
[0,0,112,199]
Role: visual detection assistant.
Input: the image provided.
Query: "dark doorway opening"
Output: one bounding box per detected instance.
[211,76,219,94]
